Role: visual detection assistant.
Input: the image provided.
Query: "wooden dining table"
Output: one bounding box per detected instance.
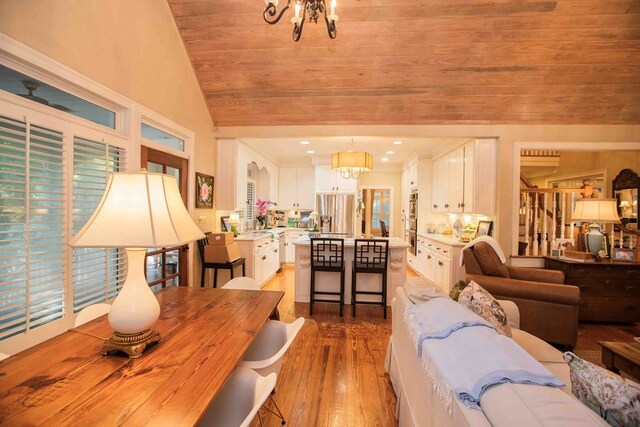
[0,286,284,426]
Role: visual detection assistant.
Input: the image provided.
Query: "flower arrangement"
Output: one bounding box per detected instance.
[255,199,275,225]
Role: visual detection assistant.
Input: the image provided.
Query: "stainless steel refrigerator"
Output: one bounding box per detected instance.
[316,194,355,235]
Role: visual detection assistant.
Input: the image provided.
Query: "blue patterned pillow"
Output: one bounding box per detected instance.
[563,352,640,426]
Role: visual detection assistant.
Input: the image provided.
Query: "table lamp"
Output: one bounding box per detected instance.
[69,172,205,358]
[619,200,630,218]
[572,198,620,256]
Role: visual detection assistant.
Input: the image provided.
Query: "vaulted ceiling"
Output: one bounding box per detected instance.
[168,0,640,127]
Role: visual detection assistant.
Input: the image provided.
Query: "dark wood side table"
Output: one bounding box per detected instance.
[599,341,640,381]
[545,256,640,322]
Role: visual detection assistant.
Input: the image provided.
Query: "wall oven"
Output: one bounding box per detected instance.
[408,191,418,255]
[407,229,417,255]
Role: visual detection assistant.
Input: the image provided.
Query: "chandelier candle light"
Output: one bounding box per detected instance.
[69,172,205,358]
[263,0,338,42]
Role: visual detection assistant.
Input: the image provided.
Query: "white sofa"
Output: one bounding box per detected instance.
[387,287,608,427]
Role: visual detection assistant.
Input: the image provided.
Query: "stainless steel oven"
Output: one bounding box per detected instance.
[407,229,417,255]
[408,191,418,255]
[409,192,418,219]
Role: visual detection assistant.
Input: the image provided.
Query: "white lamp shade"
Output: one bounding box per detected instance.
[572,198,621,223]
[70,172,205,248]
[331,151,373,172]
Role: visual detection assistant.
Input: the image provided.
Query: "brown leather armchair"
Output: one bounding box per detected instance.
[463,242,580,348]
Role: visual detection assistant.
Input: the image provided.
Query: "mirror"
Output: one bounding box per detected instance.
[612,168,639,234]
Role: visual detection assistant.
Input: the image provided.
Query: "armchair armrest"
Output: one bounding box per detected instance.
[466,274,579,306]
[506,266,565,284]
[497,299,520,330]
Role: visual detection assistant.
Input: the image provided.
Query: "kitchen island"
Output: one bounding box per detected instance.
[293,237,411,306]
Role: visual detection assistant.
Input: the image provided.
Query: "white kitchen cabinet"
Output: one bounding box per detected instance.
[278,167,315,210]
[285,230,307,263]
[431,139,496,215]
[237,235,279,287]
[314,165,357,193]
[407,161,418,191]
[407,234,464,292]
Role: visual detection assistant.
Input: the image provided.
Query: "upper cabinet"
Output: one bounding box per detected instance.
[278,167,315,210]
[315,165,357,193]
[431,139,497,216]
[216,139,279,211]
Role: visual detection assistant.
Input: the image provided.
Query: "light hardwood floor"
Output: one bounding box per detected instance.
[255,266,640,426]
[257,266,397,427]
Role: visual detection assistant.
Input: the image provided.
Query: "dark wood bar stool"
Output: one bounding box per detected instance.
[197,235,246,288]
[310,238,345,316]
[351,239,389,319]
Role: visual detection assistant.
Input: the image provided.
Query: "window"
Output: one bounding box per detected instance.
[72,137,126,312]
[372,190,391,230]
[0,65,116,129]
[141,123,184,151]
[0,115,65,340]
[0,112,128,345]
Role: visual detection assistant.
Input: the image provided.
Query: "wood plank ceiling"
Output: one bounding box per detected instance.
[168,0,640,126]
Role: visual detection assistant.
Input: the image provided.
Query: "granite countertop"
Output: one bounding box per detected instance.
[292,236,410,248]
[416,233,467,247]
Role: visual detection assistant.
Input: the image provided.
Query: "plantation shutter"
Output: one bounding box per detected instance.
[0,115,65,340]
[72,136,126,312]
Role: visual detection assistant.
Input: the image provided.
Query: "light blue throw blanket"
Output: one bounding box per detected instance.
[404,298,564,411]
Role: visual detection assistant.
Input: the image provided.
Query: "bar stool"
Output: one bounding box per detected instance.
[310,238,345,316]
[197,235,246,288]
[351,239,389,319]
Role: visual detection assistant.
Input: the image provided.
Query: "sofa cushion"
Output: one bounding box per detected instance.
[458,281,512,337]
[473,242,510,278]
[563,352,640,427]
[403,277,449,304]
[449,280,469,301]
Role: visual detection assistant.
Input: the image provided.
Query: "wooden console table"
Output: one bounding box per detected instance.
[0,286,284,426]
[545,257,640,322]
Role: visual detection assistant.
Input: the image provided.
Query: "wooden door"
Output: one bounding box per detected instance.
[141,146,189,289]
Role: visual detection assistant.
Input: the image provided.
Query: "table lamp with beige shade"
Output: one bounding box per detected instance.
[572,198,620,256]
[69,171,205,358]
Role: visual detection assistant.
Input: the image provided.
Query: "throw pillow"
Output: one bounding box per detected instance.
[563,352,640,426]
[449,280,469,301]
[404,277,449,304]
[473,242,510,278]
[458,281,512,337]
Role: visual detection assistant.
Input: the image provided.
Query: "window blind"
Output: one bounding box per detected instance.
[246,181,255,221]
[72,136,126,312]
[0,115,65,340]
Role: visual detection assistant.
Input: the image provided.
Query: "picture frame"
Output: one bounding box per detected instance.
[220,216,230,232]
[612,247,637,262]
[475,220,493,238]
[195,173,214,209]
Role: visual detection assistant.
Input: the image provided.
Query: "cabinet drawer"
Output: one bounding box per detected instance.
[566,263,640,279]
[572,278,639,297]
[579,296,640,322]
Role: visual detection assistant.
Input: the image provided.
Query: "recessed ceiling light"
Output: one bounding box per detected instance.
[300,141,310,145]
[381,157,389,162]
[393,141,403,145]
[307,150,315,154]
[386,151,395,154]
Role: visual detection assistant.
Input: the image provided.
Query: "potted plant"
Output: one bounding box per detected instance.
[255,199,275,229]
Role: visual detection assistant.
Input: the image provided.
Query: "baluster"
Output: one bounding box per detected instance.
[541,193,548,255]
[560,193,566,239]
[533,193,539,256]
[524,191,531,256]
[551,192,557,253]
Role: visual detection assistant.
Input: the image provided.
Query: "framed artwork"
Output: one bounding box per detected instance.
[195,173,214,209]
[476,220,493,237]
[221,216,230,232]
[612,247,636,262]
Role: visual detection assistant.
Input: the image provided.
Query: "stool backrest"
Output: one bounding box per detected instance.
[380,221,389,237]
[310,238,344,268]
[354,239,389,270]
[197,232,211,263]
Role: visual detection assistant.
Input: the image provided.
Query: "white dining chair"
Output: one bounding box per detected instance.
[74,303,111,327]
[239,317,305,425]
[0,352,10,361]
[221,277,261,290]
[199,366,276,427]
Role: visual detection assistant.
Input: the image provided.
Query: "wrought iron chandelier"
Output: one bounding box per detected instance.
[263,0,338,42]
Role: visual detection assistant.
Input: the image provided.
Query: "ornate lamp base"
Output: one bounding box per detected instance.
[102,328,161,358]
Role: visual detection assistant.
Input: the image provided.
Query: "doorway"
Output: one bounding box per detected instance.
[141,146,189,289]
[361,188,392,237]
